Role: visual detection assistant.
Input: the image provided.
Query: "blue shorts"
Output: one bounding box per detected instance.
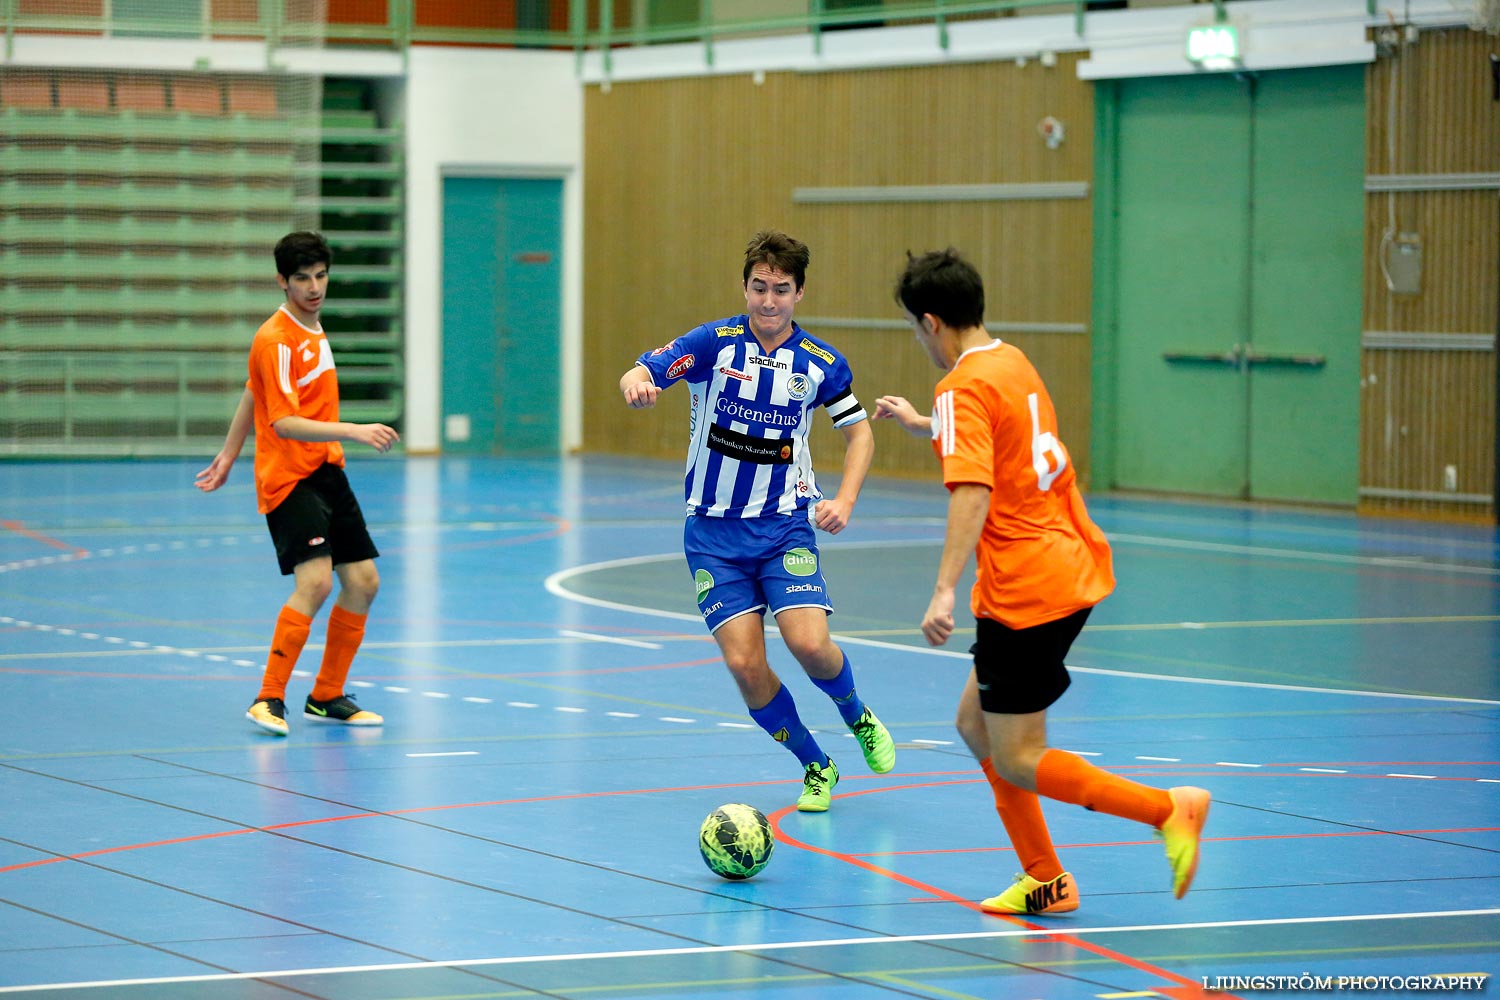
[683,513,833,632]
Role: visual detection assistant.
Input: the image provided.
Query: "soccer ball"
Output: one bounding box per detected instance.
[698,803,774,880]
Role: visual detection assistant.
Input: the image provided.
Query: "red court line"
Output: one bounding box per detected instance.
[1,520,89,556]
[0,775,828,875]
[767,782,1237,1000]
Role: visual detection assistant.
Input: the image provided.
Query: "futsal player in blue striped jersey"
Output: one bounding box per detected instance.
[619,230,896,811]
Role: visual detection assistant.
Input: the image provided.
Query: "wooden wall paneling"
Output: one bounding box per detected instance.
[1361,26,1499,519]
[583,55,1097,484]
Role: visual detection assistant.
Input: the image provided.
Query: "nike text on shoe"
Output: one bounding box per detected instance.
[1160,785,1211,899]
[303,693,383,726]
[981,871,1079,915]
[849,707,896,774]
[796,757,839,812]
[246,698,289,737]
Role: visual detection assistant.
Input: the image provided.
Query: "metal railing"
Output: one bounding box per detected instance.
[1,0,1389,67]
[0,0,1192,62]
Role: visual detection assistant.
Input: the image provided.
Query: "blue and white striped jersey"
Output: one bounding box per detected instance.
[637,315,868,519]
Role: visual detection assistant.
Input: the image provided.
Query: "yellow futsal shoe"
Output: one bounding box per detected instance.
[303,693,384,726]
[796,757,839,812]
[849,707,896,774]
[246,698,289,737]
[980,871,1079,915]
[1159,785,1211,899]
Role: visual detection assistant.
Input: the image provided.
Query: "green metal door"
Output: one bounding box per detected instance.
[1113,73,1253,497]
[441,176,563,455]
[1101,66,1364,504]
[1246,68,1364,503]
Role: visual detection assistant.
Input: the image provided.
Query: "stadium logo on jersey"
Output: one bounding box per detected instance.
[718,366,752,382]
[748,354,788,371]
[785,373,811,401]
[715,325,743,337]
[782,547,818,577]
[650,340,677,356]
[784,583,823,594]
[666,356,695,378]
[798,339,834,364]
[694,569,715,604]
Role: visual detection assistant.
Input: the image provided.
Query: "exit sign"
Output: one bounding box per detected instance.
[1186,24,1240,69]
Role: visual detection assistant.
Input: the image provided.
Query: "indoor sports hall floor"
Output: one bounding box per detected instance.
[1,454,1496,1000]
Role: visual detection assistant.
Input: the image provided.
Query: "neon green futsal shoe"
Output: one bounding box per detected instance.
[849,707,895,773]
[980,871,1079,915]
[796,757,839,812]
[1159,785,1211,898]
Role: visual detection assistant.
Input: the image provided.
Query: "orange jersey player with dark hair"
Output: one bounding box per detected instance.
[876,248,1210,916]
[195,230,399,737]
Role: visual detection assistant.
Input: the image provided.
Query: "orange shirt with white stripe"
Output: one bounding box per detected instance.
[247,305,344,514]
[931,339,1114,629]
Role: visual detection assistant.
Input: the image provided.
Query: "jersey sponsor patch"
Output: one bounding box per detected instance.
[798,338,835,364]
[748,354,788,370]
[782,547,818,577]
[650,340,677,356]
[715,325,744,337]
[666,355,695,378]
[707,423,793,465]
[719,366,752,382]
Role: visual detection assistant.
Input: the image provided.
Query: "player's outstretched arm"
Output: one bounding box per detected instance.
[619,364,660,409]
[874,395,932,438]
[814,418,874,535]
[195,387,253,492]
[271,415,399,454]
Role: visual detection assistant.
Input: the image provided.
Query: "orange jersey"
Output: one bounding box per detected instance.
[247,305,344,514]
[931,339,1114,629]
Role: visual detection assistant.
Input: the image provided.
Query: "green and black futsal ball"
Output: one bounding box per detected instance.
[698,803,774,880]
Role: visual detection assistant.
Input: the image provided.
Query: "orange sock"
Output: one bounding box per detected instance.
[1035,748,1174,828]
[311,605,367,702]
[257,605,312,702]
[981,757,1064,880]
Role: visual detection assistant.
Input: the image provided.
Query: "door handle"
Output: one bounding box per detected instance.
[1163,344,1244,367]
[1242,349,1326,369]
[1162,345,1326,370]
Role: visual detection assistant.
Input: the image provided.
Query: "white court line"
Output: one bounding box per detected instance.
[558,629,663,649]
[543,554,1500,706]
[405,751,479,758]
[1106,531,1500,577]
[6,908,1495,994]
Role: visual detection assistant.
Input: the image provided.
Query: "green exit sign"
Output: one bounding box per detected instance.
[1186,24,1240,69]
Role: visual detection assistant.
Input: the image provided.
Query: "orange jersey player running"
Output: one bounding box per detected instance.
[195,230,399,737]
[875,248,1210,915]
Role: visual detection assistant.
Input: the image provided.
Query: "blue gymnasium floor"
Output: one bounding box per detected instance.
[0,454,1496,1000]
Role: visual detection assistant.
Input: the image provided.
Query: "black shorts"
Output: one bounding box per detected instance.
[265,463,379,576]
[970,607,1092,715]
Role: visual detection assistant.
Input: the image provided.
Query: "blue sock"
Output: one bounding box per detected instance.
[809,651,866,727]
[748,684,826,769]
